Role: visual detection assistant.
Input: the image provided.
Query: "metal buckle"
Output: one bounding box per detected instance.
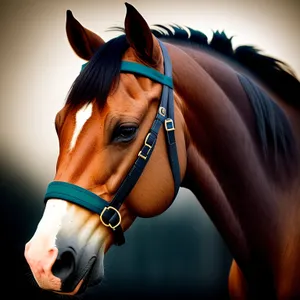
[138,133,153,160]
[165,119,175,131]
[99,206,121,230]
[159,106,166,116]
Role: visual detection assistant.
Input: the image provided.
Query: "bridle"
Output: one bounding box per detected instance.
[44,40,181,246]
[44,40,180,245]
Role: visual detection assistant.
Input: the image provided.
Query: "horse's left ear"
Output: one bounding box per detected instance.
[66,10,105,61]
[124,3,161,66]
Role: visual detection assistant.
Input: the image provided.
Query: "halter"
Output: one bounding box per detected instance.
[44,40,181,246]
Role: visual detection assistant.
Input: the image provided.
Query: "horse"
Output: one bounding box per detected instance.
[24,2,300,299]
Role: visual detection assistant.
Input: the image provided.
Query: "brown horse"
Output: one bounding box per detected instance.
[24,3,300,299]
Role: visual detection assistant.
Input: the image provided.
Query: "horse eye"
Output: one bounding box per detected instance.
[113,125,138,142]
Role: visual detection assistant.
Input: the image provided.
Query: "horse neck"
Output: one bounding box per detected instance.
[169,42,285,261]
[166,41,300,297]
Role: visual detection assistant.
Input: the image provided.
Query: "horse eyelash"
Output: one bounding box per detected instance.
[112,124,139,143]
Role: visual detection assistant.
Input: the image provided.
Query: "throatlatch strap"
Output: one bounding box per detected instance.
[159,40,181,197]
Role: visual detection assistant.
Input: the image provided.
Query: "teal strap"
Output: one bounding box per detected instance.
[81,62,88,71]
[120,61,173,88]
[44,181,107,214]
[80,61,173,89]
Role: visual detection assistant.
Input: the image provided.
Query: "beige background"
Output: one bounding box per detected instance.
[0,0,299,194]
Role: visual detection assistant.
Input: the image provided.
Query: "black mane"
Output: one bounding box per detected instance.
[151,24,300,108]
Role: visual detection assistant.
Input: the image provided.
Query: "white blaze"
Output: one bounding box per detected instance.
[69,103,93,150]
[28,200,68,250]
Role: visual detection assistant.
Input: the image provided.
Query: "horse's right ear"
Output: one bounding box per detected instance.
[66,10,105,61]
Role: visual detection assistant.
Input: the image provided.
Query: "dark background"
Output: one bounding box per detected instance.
[0,159,232,299]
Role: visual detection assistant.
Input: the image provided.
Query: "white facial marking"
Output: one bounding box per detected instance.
[70,103,93,150]
[29,200,68,250]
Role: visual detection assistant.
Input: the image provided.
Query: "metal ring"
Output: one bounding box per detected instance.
[99,206,122,230]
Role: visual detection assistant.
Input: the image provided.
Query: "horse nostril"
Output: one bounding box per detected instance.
[52,248,76,281]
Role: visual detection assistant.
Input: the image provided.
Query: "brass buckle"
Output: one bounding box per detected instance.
[99,206,121,230]
[165,119,175,131]
[138,133,152,160]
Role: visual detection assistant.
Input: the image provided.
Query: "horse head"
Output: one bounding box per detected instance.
[24,3,186,295]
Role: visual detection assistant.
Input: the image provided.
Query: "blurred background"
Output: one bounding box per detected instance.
[0,0,299,299]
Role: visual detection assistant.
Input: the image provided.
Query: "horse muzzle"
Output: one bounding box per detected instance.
[25,240,102,295]
[52,247,98,294]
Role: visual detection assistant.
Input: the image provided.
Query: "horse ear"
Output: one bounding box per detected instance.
[124,3,160,65]
[66,10,105,61]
